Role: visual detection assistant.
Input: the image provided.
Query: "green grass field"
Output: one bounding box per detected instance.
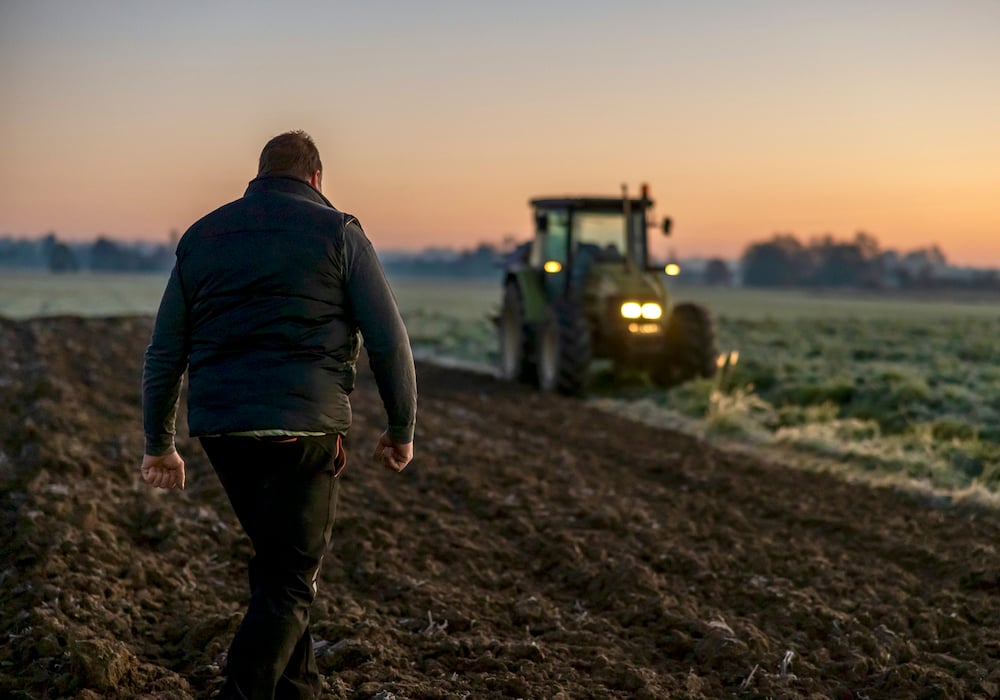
[0,270,172,318]
[4,269,998,499]
[394,277,1000,500]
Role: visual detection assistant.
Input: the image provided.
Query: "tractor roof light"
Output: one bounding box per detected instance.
[664,263,681,277]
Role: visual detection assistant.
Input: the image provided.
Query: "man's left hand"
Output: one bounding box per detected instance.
[141,451,186,490]
[373,431,413,473]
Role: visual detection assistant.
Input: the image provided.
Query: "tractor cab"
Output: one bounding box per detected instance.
[527,185,670,298]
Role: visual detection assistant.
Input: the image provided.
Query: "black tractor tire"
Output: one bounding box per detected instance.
[498,281,535,383]
[536,299,592,396]
[654,302,718,387]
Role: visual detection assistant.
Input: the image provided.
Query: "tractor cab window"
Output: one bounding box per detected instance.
[572,212,627,264]
[531,210,569,268]
[531,210,569,297]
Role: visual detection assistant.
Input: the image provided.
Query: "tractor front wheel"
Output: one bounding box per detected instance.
[536,299,592,396]
[653,302,718,387]
[498,281,534,383]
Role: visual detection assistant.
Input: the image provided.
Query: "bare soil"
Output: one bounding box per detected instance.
[1,316,998,699]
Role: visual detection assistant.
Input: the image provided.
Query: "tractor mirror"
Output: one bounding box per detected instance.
[535,212,548,234]
[662,217,672,236]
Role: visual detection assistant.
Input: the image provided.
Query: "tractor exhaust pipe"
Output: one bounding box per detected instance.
[622,183,632,270]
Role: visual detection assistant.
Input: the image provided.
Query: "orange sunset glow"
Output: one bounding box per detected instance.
[1,2,998,266]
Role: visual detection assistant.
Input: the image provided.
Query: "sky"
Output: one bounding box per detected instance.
[1,1,998,266]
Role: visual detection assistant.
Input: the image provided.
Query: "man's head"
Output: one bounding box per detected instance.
[258,131,323,190]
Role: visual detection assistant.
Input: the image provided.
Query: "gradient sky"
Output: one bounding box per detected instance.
[1,1,998,265]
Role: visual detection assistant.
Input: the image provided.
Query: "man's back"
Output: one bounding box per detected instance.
[143,164,415,459]
[177,176,361,437]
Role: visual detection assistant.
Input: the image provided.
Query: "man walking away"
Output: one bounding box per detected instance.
[140,130,417,699]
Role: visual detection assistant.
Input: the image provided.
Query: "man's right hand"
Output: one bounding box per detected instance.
[141,450,186,490]
[373,431,413,472]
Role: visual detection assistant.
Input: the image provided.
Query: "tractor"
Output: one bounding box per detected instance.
[498,184,717,395]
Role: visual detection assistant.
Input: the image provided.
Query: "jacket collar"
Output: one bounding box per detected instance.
[244,175,335,209]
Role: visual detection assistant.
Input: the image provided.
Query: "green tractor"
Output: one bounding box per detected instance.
[498,184,718,395]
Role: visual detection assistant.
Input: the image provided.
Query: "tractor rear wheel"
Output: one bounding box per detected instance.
[654,302,718,387]
[498,281,534,383]
[537,299,591,396]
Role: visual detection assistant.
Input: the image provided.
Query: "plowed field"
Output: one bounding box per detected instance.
[2,317,998,699]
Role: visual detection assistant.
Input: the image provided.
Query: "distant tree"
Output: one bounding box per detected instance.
[40,232,57,249]
[381,242,503,279]
[974,269,999,291]
[146,244,174,270]
[892,264,914,289]
[90,236,131,270]
[891,245,949,289]
[808,231,884,288]
[902,245,948,272]
[40,232,59,266]
[48,242,79,273]
[741,234,811,286]
[911,245,947,268]
[703,258,732,286]
[454,243,500,276]
[0,235,46,267]
[855,231,881,259]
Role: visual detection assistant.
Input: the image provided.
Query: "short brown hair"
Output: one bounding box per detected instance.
[257,130,323,181]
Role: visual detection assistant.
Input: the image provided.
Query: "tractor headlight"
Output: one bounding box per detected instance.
[640,303,662,320]
[621,302,662,319]
[620,302,642,319]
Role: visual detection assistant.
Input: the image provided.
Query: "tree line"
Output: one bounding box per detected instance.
[735,232,998,290]
[381,243,502,278]
[1,232,504,277]
[0,233,175,273]
[4,230,996,291]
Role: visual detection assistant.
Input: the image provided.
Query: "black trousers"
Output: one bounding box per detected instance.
[200,434,345,700]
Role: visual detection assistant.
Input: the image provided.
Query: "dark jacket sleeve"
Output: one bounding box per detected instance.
[343,220,417,443]
[142,264,190,455]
